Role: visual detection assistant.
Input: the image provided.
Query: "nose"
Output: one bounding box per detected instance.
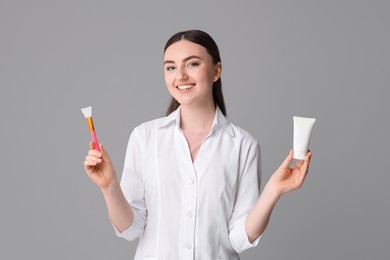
[176,66,188,80]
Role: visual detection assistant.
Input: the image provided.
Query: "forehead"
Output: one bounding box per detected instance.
[164,40,210,61]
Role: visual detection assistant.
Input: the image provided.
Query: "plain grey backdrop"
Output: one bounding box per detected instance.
[1,0,389,259]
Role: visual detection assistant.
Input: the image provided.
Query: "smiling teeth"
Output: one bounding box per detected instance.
[177,85,194,90]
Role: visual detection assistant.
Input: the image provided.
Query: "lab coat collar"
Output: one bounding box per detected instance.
[158,106,235,137]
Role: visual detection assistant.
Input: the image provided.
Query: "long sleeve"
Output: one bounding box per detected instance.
[228,140,262,253]
[113,127,147,241]
[110,108,263,259]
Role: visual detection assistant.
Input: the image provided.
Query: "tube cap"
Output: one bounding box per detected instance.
[293,150,307,160]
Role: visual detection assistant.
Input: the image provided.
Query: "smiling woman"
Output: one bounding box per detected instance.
[164,39,221,125]
[164,30,226,118]
[83,29,312,260]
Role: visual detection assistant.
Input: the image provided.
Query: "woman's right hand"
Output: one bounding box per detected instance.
[84,141,118,190]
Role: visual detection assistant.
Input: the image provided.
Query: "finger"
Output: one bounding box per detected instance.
[298,162,309,182]
[99,143,105,154]
[298,153,311,177]
[99,144,112,163]
[280,149,294,169]
[89,141,102,156]
[84,159,98,167]
[305,150,312,163]
[88,148,103,158]
[85,155,102,164]
[295,159,305,168]
[294,150,312,167]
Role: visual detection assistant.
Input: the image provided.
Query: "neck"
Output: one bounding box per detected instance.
[180,102,216,133]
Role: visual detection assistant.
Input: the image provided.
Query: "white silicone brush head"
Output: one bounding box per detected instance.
[81,106,92,118]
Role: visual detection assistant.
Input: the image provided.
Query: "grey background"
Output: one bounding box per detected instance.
[1,0,389,259]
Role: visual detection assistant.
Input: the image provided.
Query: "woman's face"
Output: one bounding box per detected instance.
[163,40,221,108]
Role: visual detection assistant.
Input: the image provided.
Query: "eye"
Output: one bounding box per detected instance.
[166,66,175,71]
[187,62,199,68]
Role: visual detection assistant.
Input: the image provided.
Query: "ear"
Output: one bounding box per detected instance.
[213,62,222,82]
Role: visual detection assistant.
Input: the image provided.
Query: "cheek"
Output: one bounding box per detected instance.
[164,75,176,96]
[164,73,173,87]
[202,66,217,83]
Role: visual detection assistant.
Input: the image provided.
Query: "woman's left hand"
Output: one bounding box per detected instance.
[267,149,312,196]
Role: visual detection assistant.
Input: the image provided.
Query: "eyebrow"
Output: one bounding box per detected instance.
[164,55,201,65]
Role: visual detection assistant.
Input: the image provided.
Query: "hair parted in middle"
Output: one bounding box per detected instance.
[164,29,226,116]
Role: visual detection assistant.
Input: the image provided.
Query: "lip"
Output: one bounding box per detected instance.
[176,83,196,91]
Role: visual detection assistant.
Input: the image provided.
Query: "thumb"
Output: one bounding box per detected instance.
[280,149,294,169]
[99,143,105,154]
[99,144,110,160]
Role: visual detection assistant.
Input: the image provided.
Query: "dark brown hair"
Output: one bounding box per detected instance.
[164,30,227,116]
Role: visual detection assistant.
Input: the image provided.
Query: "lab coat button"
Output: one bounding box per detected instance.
[188,178,194,184]
[186,211,192,218]
[184,242,192,249]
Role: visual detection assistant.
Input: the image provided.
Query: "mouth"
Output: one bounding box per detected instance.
[176,84,195,90]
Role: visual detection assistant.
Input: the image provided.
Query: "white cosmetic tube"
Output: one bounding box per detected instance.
[293,116,316,160]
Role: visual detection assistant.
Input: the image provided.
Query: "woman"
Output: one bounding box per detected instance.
[84,30,311,259]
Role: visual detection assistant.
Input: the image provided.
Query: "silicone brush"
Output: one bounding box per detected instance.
[81,106,100,151]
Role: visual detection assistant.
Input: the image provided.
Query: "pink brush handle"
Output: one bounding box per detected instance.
[90,130,100,151]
